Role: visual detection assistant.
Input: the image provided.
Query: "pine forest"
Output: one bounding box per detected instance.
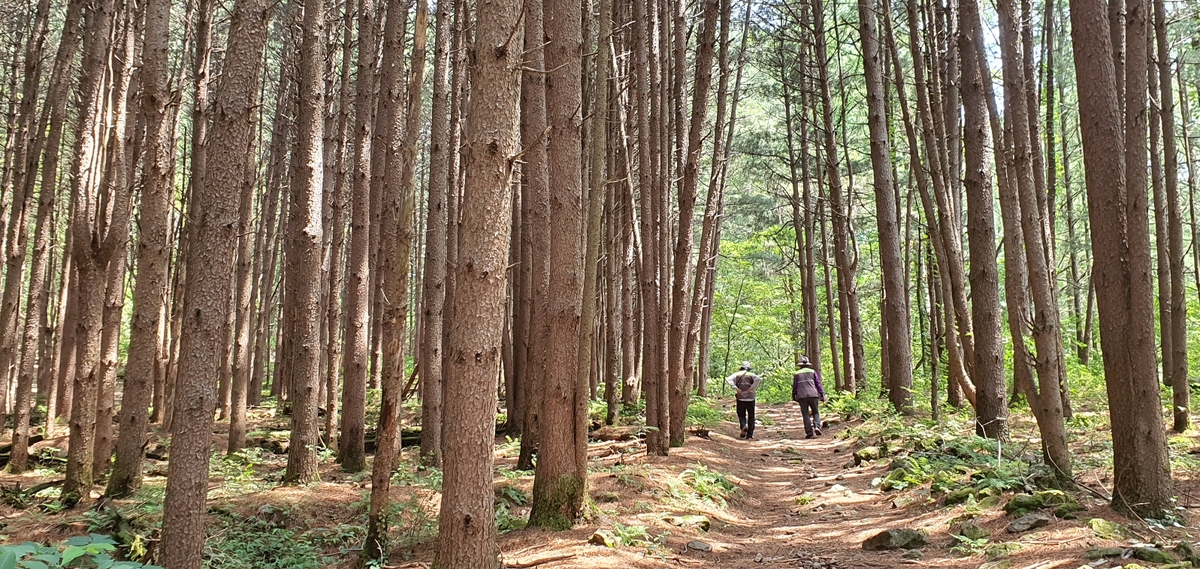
[0,0,1197,566]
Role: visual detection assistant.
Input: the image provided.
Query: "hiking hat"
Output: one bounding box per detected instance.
[740,361,752,371]
[800,356,810,365]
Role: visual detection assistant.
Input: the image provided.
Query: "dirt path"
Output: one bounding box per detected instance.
[486,403,1118,569]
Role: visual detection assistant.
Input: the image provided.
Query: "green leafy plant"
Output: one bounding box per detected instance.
[494,502,527,534]
[609,523,652,546]
[949,534,989,557]
[204,513,323,569]
[0,534,161,569]
[684,397,729,428]
[670,463,738,508]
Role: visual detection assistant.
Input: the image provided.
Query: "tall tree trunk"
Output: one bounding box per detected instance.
[531,0,587,527]
[886,12,975,408]
[515,0,550,473]
[322,0,355,453]
[62,0,123,502]
[338,0,378,473]
[160,0,272,563]
[632,0,668,456]
[998,0,1071,476]
[93,3,136,482]
[858,0,913,412]
[10,0,79,472]
[666,0,719,447]
[1069,0,1172,517]
[282,0,326,485]
[1154,0,1188,431]
[1151,53,1171,388]
[109,0,173,495]
[365,0,427,556]
[433,0,521,561]
[959,0,1007,438]
[419,0,452,468]
[598,0,618,425]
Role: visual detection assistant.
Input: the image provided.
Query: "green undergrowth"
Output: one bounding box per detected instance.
[0,534,161,569]
[666,462,739,509]
[841,403,1065,508]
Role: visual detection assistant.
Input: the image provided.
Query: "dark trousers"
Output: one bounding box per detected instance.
[736,399,756,437]
[798,397,821,436]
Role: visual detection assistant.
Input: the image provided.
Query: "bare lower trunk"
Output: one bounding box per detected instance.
[365,0,426,555]
[337,0,378,473]
[160,0,272,564]
[959,0,1007,438]
[433,0,520,559]
[859,0,912,412]
[1069,0,1171,516]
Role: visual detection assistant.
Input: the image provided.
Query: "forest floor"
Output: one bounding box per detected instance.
[0,399,1197,569]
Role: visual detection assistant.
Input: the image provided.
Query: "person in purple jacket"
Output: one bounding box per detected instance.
[792,356,825,439]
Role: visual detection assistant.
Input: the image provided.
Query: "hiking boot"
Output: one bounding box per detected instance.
[739,427,747,439]
[814,427,822,436]
[805,434,815,439]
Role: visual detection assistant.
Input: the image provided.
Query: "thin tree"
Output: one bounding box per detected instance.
[419,0,454,467]
[1153,0,1187,432]
[338,0,378,473]
[10,0,79,473]
[365,0,429,557]
[857,0,913,412]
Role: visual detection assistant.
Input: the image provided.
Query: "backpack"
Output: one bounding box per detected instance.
[735,372,754,390]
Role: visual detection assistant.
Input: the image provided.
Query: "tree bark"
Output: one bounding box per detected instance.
[10,0,79,473]
[531,0,587,527]
[1153,0,1188,432]
[419,0,454,468]
[515,0,551,473]
[959,0,1007,438]
[338,0,378,473]
[1068,0,1172,518]
[666,0,719,447]
[858,0,913,412]
[433,0,521,561]
[62,0,123,502]
[160,0,272,563]
[281,0,326,485]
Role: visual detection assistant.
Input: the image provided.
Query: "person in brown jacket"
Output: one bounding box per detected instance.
[726,361,762,439]
[792,356,825,439]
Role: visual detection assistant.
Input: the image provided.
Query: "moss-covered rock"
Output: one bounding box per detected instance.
[1003,494,1044,514]
[1084,547,1126,560]
[953,522,989,541]
[1131,546,1176,565]
[1054,502,1085,518]
[663,515,711,531]
[854,446,885,466]
[944,487,976,506]
[589,530,619,547]
[1174,542,1200,566]
[1088,518,1125,540]
[1032,490,1073,506]
[862,528,927,550]
[1006,512,1050,533]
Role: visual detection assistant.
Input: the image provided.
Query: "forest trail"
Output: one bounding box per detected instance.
[484,403,1128,569]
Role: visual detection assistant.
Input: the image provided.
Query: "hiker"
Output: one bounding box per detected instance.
[726,361,762,439]
[792,356,825,439]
